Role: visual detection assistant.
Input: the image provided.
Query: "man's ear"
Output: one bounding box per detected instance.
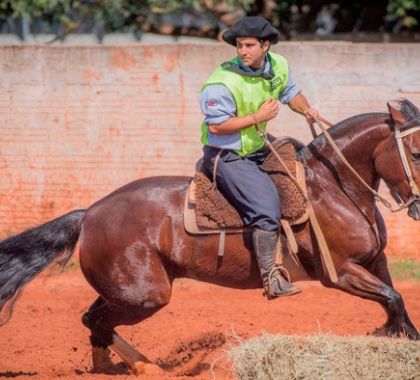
[387,100,406,128]
[263,40,270,53]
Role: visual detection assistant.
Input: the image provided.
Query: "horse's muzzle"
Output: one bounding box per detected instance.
[408,199,420,220]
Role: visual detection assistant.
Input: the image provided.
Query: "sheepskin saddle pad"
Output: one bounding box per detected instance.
[186,138,307,231]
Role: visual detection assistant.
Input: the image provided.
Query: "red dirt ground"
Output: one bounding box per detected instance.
[0,270,419,380]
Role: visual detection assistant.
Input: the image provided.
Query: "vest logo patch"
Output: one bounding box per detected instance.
[269,77,283,92]
[206,99,218,107]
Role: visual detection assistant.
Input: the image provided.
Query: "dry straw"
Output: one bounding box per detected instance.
[227,333,420,380]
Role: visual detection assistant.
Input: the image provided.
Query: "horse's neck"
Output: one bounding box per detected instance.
[301,114,390,218]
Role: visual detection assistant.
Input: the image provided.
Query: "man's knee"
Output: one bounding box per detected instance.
[247,212,280,231]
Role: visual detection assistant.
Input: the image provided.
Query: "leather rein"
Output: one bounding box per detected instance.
[312,116,420,212]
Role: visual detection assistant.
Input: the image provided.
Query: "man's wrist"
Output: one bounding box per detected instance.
[250,113,259,125]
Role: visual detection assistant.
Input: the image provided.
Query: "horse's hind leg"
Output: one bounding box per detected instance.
[81,241,173,376]
[332,260,419,340]
[81,297,113,372]
[367,251,419,339]
[82,297,168,375]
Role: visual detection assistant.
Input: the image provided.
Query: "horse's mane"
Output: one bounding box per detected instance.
[302,112,387,155]
[309,98,420,146]
[399,99,420,130]
[295,99,420,160]
[400,98,420,121]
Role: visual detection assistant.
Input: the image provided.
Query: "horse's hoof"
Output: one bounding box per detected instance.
[369,327,387,337]
[370,323,420,340]
[370,327,400,338]
[132,362,165,377]
[92,346,114,373]
[401,323,420,341]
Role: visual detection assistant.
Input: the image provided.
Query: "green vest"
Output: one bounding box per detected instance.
[201,52,289,156]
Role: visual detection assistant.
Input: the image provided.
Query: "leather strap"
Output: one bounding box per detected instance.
[280,219,298,254]
[306,203,338,283]
[218,230,226,257]
[211,149,223,191]
[279,220,305,270]
[274,237,283,265]
[309,116,333,138]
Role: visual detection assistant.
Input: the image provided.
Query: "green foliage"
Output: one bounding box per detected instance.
[388,0,420,27]
[0,1,418,39]
[389,259,420,281]
[388,0,420,23]
[0,0,252,34]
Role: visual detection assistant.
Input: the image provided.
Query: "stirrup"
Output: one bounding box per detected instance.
[271,265,292,283]
[264,266,301,299]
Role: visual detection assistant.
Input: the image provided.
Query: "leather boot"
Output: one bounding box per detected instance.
[252,229,301,299]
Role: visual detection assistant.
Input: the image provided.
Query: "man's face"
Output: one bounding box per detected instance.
[236,37,269,69]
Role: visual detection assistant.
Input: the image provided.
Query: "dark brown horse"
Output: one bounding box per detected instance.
[0,100,419,376]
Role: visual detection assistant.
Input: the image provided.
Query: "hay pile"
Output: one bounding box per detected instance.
[227,334,420,380]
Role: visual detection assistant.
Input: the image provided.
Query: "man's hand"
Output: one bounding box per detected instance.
[304,107,319,124]
[255,99,279,123]
[288,93,321,125]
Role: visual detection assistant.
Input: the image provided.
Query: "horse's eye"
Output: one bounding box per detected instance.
[412,152,420,161]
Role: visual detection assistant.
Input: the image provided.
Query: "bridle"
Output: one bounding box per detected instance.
[313,116,420,213]
[394,125,420,208]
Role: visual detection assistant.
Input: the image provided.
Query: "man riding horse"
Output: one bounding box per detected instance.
[200,17,321,298]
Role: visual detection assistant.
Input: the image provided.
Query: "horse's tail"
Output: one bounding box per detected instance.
[0,209,85,326]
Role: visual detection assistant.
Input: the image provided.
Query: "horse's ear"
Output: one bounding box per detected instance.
[387,100,406,128]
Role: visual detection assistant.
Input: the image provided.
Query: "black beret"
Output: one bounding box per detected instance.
[222,16,280,46]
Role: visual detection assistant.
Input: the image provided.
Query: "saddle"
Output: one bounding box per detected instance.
[184,138,309,257]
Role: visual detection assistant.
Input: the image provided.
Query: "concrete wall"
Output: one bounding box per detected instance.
[0,42,419,258]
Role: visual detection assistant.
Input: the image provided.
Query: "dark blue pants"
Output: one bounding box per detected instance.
[202,146,281,231]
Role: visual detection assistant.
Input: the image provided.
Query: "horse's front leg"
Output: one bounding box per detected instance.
[332,260,419,340]
[367,251,419,339]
